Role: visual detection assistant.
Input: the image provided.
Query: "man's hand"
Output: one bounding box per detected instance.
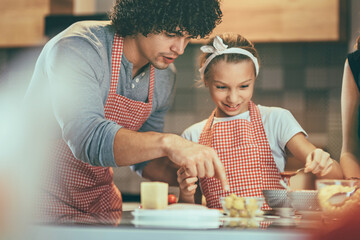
[163,134,229,191]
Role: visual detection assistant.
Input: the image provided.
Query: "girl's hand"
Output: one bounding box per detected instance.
[177,167,198,203]
[304,148,334,176]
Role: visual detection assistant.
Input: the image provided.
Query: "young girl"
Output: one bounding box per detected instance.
[177,33,343,209]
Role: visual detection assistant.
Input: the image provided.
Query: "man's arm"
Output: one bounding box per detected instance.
[113,128,229,190]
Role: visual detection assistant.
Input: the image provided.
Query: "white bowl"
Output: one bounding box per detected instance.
[262,189,292,209]
[220,195,265,217]
[316,179,360,217]
[132,208,221,229]
[287,190,320,211]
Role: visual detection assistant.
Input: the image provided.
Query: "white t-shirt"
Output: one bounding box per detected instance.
[181,105,307,172]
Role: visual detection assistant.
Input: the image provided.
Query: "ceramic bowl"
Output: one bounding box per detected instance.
[262,189,292,209]
[316,179,360,217]
[287,190,320,211]
[220,195,265,218]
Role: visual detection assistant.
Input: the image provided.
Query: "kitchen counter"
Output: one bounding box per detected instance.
[27,224,311,240]
[23,207,322,240]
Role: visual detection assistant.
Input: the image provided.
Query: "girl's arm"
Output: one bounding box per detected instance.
[340,59,360,178]
[286,133,343,179]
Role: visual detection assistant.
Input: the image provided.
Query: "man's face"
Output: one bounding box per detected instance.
[134,30,191,69]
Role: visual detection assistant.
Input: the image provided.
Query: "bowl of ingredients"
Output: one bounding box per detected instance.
[316,179,360,218]
[287,190,320,212]
[220,194,265,218]
[262,189,292,209]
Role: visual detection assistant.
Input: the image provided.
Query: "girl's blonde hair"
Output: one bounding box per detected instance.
[198,33,260,85]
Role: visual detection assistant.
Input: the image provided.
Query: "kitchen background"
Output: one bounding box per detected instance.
[0,0,359,199]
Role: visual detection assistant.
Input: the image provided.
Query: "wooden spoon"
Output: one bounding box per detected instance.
[280,168,305,178]
[280,168,305,187]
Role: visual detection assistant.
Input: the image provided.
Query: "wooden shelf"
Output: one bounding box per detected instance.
[0,0,346,47]
[193,0,346,43]
[0,0,49,47]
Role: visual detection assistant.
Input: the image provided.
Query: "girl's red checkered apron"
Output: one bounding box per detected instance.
[199,101,282,210]
[39,35,155,221]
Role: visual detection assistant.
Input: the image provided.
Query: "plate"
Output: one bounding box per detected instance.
[131,208,221,229]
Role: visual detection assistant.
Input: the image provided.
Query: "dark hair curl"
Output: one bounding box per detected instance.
[109,0,222,38]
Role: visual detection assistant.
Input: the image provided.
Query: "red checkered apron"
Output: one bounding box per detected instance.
[41,35,155,220]
[199,101,282,210]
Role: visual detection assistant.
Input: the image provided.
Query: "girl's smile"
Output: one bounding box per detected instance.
[206,59,256,118]
[223,103,241,111]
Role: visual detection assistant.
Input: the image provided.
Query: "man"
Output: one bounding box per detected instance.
[25,0,228,219]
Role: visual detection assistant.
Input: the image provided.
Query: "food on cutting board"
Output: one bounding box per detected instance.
[141,182,168,209]
[222,194,264,218]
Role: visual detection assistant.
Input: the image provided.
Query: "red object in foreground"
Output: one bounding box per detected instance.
[168,194,177,204]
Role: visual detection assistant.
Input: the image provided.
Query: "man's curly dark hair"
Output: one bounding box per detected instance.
[109,0,222,38]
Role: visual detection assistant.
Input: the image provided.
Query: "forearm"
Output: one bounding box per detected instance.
[341,128,360,176]
[316,158,343,179]
[113,128,171,166]
[142,157,179,186]
[286,134,343,179]
[114,128,229,190]
[340,152,360,179]
[179,191,196,203]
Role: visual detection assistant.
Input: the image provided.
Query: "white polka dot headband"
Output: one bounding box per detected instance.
[199,36,259,77]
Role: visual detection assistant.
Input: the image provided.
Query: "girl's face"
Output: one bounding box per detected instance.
[206,60,256,118]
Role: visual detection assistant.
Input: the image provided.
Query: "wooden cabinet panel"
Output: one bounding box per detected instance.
[194,0,345,43]
[0,0,49,47]
[50,0,99,15]
[0,0,346,47]
[50,0,73,14]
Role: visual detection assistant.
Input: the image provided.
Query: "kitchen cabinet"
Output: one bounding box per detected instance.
[50,0,73,14]
[0,0,49,47]
[50,0,107,15]
[0,0,113,47]
[0,0,346,47]
[194,0,346,43]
